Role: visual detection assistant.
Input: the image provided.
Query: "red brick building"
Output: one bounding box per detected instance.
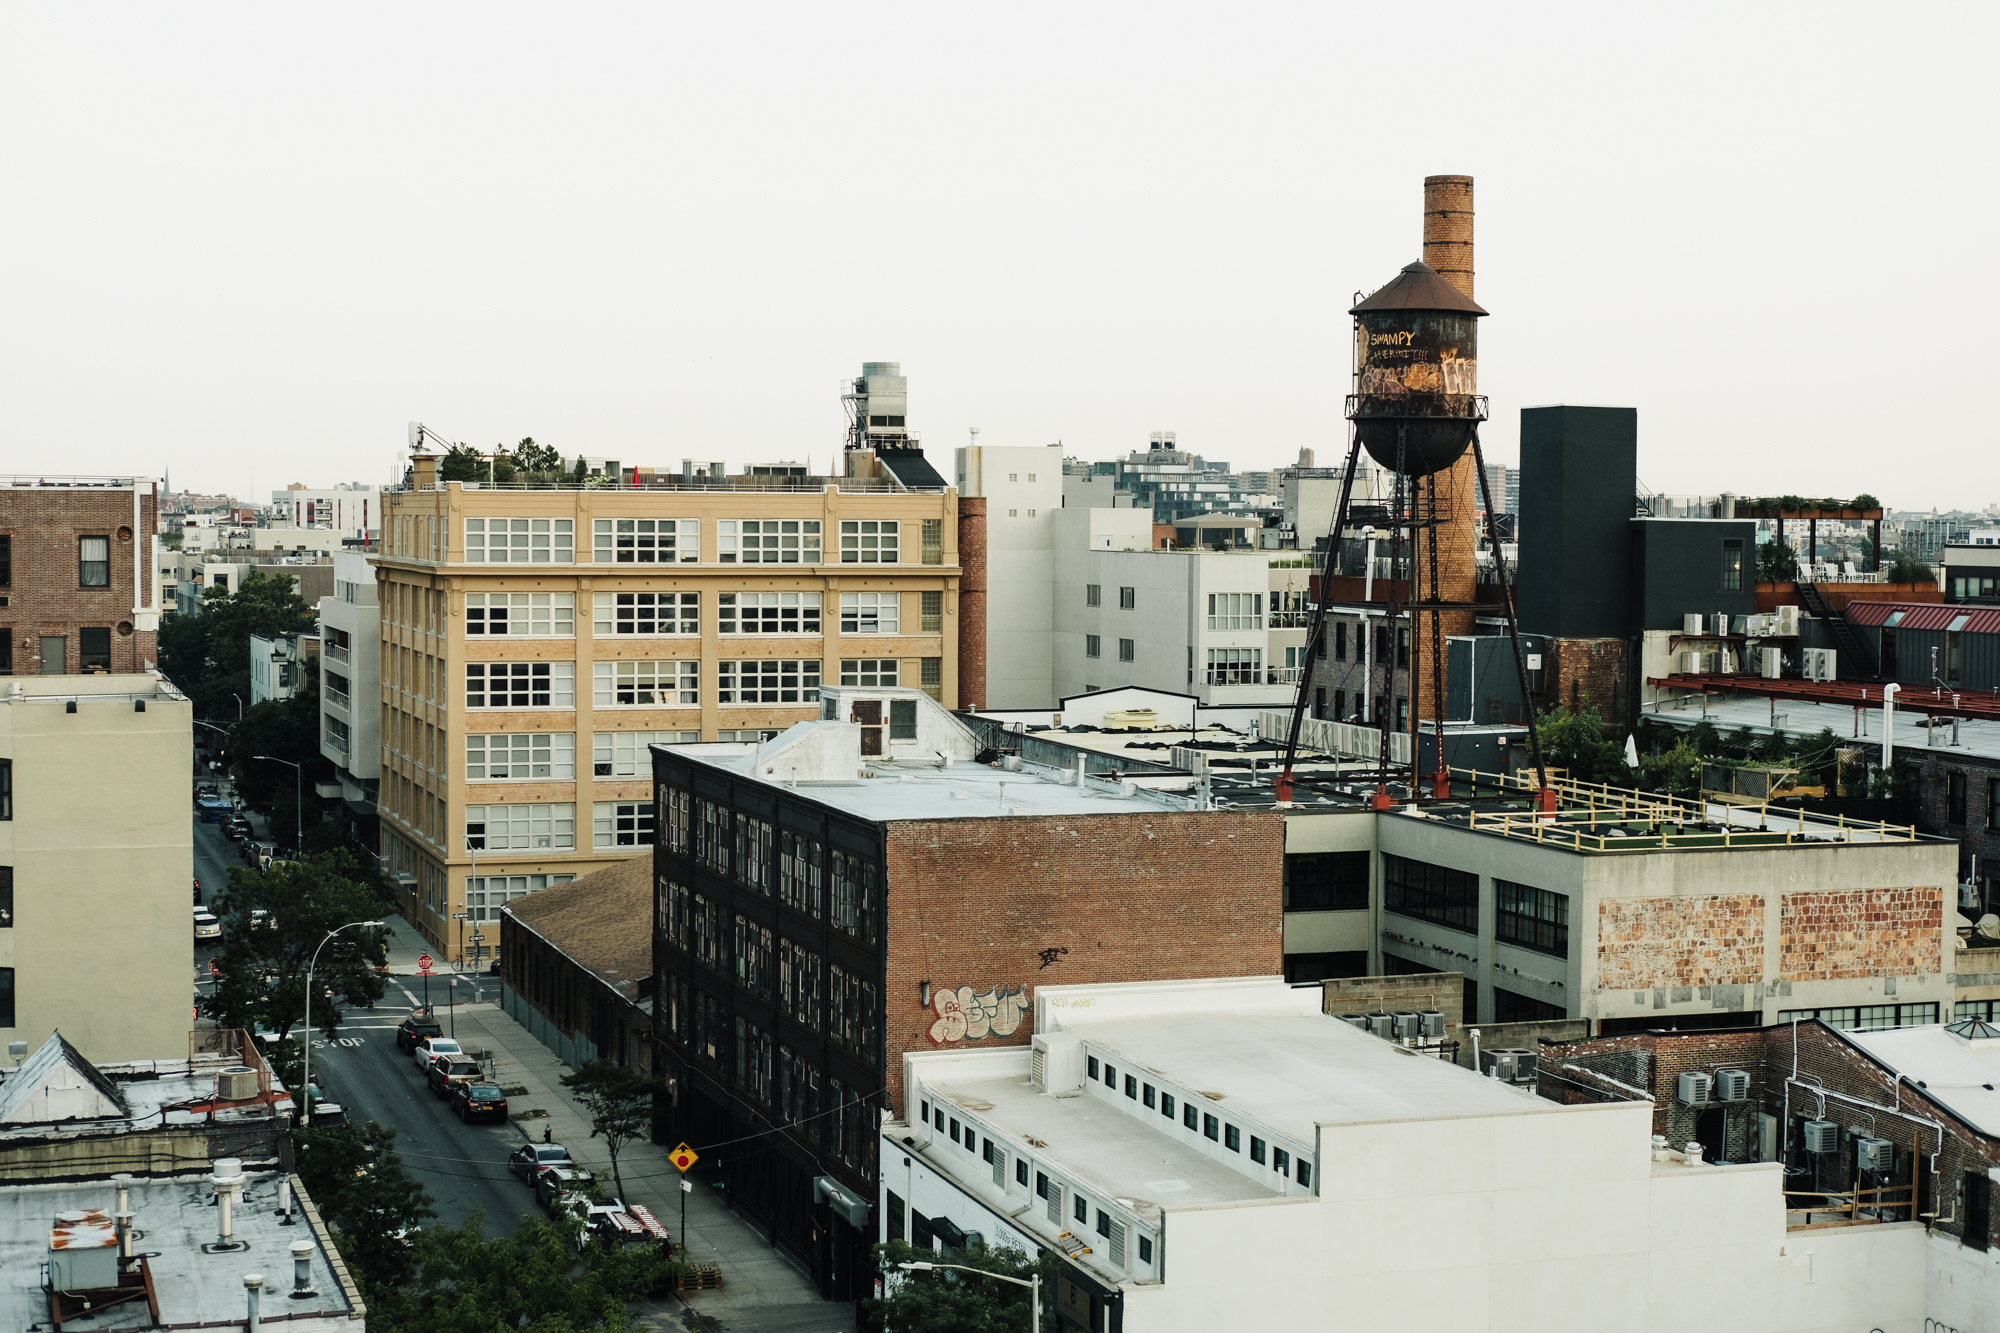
[651,689,1282,1300]
[0,478,161,676]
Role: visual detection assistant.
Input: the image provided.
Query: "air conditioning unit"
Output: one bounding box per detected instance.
[1364,1013,1394,1039]
[1683,613,1705,634]
[1713,613,1730,636]
[1856,1137,1895,1173]
[1676,1071,1714,1106]
[1775,605,1801,636]
[1803,648,1837,682]
[1339,1014,1370,1032]
[1509,1049,1538,1084]
[1391,1012,1422,1041]
[1419,1011,1446,1040]
[217,1066,260,1101]
[1680,651,1706,673]
[1761,647,1783,679]
[1715,1069,1750,1102]
[1802,1119,1840,1154]
[1480,1049,1520,1082]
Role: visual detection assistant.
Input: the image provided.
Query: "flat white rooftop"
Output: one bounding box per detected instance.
[698,750,1201,822]
[1840,1025,2000,1137]
[0,1172,354,1330]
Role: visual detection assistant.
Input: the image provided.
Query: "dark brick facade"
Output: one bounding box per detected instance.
[1549,635,1631,730]
[0,484,159,676]
[1543,1021,2000,1249]
[1915,749,2000,916]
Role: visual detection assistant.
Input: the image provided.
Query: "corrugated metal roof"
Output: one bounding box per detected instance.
[1844,601,2000,633]
[1349,261,1489,316]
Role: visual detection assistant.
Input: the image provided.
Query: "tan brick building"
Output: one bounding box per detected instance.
[375,466,963,960]
[0,478,162,677]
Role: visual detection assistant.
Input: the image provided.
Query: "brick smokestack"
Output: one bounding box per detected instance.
[956,497,988,710]
[1419,174,1478,732]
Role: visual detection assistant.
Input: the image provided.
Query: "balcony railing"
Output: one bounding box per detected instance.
[324,685,351,712]
[324,641,351,666]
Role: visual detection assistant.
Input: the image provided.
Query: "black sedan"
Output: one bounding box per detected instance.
[451,1082,509,1123]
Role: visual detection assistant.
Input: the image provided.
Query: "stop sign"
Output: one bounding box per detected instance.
[417,954,433,974]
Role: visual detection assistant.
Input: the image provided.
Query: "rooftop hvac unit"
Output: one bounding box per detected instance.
[1715,1069,1750,1102]
[1761,647,1783,679]
[1339,1014,1370,1032]
[1508,1049,1538,1084]
[1364,1013,1395,1040]
[1683,613,1705,635]
[1680,651,1706,673]
[1391,1012,1422,1041]
[1712,613,1730,636]
[1480,1049,1520,1082]
[1775,605,1801,636]
[1419,1010,1445,1039]
[1802,1119,1840,1154]
[1856,1137,1895,1173]
[216,1066,259,1101]
[1804,648,1837,683]
[1676,1071,1714,1106]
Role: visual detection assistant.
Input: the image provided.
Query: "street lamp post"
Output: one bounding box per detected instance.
[254,756,302,857]
[300,920,383,1125]
[897,1261,1040,1331]
[449,912,470,1039]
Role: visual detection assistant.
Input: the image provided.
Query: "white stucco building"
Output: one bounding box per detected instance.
[318,550,379,842]
[886,977,1933,1333]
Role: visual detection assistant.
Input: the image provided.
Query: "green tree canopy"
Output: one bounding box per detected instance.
[513,436,562,472]
[864,1239,1062,1333]
[293,1121,436,1288]
[158,568,317,722]
[227,659,331,833]
[438,443,486,482]
[1533,696,1630,786]
[1888,550,1935,584]
[558,1059,664,1203]
[199,851,388,1040]
[1757,540,1799,582]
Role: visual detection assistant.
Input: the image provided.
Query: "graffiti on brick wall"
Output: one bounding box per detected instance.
[928,983,1030,1044]
[1597,894,1765,990]
[1780,887,1944,981]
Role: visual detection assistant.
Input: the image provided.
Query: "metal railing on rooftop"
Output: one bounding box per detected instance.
[388,477,943,495]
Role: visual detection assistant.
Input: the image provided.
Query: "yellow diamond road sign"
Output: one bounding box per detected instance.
[670,1143,699,1172]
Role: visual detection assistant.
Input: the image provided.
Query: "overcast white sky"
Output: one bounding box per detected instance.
[1,3,1993,511]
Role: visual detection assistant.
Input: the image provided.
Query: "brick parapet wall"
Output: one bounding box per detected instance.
[1549,636,1631,732]
[882,809,1283,1112]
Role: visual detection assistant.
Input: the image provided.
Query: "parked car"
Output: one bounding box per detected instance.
[535,1164,600,1210]
[426,1059,482,1097]
[412,1036,464,1069]
[223,818,252,842]
[194,910,221,941]
[308,1102,350,1129]
[450,1082,508,1123]
[508,1142,582,1185]
[394,1017,443,1053]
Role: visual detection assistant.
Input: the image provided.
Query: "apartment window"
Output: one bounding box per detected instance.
[1118,638,1135,663]
[1016,1159,1029,1186]
[593,730,697,777]
[1495,880,1569,957]
[78,536,110,587]
[465,871,576,921]
[717,519,822,564]
[0,967,12,1026]
[1283,851,1370,911]
[0,629,10,675]
[1250,1136,1265,1164]
[1160,1092,1174,1119]
[1384,854,1478,933]
[1335,621,1347,660]
[1297,1160,1311,1188]
[839,592,898,634]
[465,803,576,851]
[593,591,699,636]
[1087,1056,1099,1080]
[1184,1103,1197,1130]
[1008,509,1017,518]
[592,517,698,563]
[1207,592,1263,630]
[1990,778,2000,831]
[0,534,9,587]
[78,628,111,672]
[1074,1193,1089,1224]
[839,520,898,563]
[1273,1148,1290,1177]
[1397,628,1409,668]
[1206,647,1262,684]
[1224,1124,1240,1152]
[1124,1075,1137,1099]
[1119,586,1135,609]
[1085,635,1102,659]
[1203,1113,1219,1141]
[466,593,574,637]
[594,660,700,706]
[465,662,575,709]
[920,657,942,702]
[464,517,574,563]
[1494,987,1565,1024]
[721,592,822,635]
[920,590,943,632]
[1103,1062,1117,1087]
[1777,1003,1939,1031]
[594,801,656,848]
[466,733,576,780]
[1086,584,1102,608]
[890,698,918,740]
[840,659,896,687]
[719,659,820,703]
[1948,772,1968,825]
[1138,1236,1153,1265]
[1721,539,1744,592]
[1966,1171,1992,1251]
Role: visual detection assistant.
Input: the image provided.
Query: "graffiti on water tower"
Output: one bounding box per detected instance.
[928,983,1030,1044]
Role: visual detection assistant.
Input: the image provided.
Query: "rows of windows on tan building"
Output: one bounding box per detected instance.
[370,481,961,959]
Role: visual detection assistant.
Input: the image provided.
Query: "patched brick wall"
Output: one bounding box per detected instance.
[1597,894,1764,990]
[882,810,1283,1112]
[0,486,159,675]
[1549,636,1631,731]
[1779,887,1945,981]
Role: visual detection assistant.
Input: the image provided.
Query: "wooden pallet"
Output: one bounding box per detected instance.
[677,1262,723,1291]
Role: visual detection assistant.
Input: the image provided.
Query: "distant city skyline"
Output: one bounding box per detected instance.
[1,6,1990,510]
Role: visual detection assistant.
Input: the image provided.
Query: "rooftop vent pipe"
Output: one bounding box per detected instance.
[289,1240,317,1298]
[244,1273,264,1332]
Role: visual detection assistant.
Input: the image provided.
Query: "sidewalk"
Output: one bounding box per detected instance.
[376,918,854,1333]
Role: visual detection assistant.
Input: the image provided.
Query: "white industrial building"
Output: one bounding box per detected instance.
[272,482,381,541]
[885,976,1930,1332]
[317,550,380,843]
[957,444,1310,709]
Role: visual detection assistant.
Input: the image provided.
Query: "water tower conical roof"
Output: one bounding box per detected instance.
[1350,260,1488,317]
